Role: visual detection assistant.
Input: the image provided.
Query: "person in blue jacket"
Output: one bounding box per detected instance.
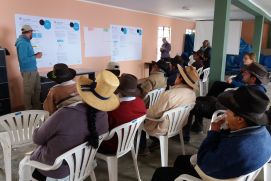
[207,52,256,97]
[15,25,42,109]
[151,86,271,181]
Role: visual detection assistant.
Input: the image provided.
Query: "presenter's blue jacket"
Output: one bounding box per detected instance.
[197,126,271,179]
[15,35,37,72]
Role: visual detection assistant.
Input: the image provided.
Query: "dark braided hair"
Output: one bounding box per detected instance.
[85,104,99,148]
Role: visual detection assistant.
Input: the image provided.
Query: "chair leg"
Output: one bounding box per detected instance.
[179,131,186,155]
[90,169,97,181]
[264,162,271,181]
[19,156,32,181]
[106,157,118,181]
[0,134,12,181]
[131,147,141,181]
[159,136,168,167]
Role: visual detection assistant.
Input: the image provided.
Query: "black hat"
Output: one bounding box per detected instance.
[47,63,76,84]
[243,62,269,84]
[152,60,169,73]
[218,86,270,125]
[117,74,140,97]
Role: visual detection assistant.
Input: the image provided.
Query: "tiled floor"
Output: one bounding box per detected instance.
[0,131,264,181]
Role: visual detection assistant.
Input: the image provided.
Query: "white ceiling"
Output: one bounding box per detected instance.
[82,0,271,21]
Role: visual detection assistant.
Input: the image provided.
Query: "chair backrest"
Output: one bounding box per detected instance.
[197,67,204,77]
[202,68,210,83]
[54,133,108,181]
[162,104,194,137]
[144,88,166,107]
[110,115,146,157]
[195,165,262,181]
[0,110,49,148]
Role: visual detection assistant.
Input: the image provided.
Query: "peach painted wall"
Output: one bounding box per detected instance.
[0,0,195,110]
[241,20,270,49]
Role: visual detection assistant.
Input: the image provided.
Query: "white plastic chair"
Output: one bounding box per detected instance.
[144,88,166,107]
[146,104,194,167]
[197,67,204,77]
[199,68,210,96]
[264,161,271,181]
[0,110,49,181]
[18,133,108,181]
[96,115,146,181]
[175,165,263,181]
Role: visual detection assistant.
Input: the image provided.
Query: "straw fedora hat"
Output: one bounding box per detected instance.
[77,70,120,111]
[177,65,200,90]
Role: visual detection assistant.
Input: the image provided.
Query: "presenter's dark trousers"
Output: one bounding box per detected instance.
[151,155,200,181]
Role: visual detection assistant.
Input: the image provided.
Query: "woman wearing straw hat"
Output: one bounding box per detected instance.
[29,70,120,180]
[43,63,81,115]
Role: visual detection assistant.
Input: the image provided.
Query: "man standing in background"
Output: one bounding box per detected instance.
[160,37,171,61]
[15,25,42,109]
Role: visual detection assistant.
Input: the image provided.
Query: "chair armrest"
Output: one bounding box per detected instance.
[25,150,34,156]
[174,174,202,181]
[146,116,164,122]
[24,158,63,171]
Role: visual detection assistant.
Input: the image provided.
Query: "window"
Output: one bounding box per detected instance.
[157,26,171,60]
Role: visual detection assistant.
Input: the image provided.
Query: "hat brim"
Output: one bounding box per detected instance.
[77,76,120,112]
[47,68,76,83]
[217,90,268,125]
[243,66,270,84]
[177,66,199,90]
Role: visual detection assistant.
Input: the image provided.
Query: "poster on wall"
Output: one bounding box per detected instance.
[111,25,142,61]
[84,27,111,57]
[15,14,82,68]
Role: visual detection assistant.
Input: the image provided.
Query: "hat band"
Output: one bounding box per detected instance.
[183,68,195,84]
[81,82,110,100]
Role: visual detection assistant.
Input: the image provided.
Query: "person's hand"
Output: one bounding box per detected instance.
[227,78,232,84]
[211,118,225,132]
[35,52,42,59]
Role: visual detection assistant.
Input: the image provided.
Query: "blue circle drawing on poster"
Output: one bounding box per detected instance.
[39,19,45,26]
[121,27,127,34]
[73,22,79,31]
[44,20,51,30]
[137,29,142,35]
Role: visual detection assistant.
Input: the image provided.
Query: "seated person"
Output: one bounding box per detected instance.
[106,61,120,77]
[191,50,204,70]
[152,86,271,181]
[139,66,199,153]
[207,52,256,97]
[167,56,185,87]
[43,63,81,114]
[98,74,146,154]
[30,70,119,180]
[139,60,168,98]
[185,62,269,139]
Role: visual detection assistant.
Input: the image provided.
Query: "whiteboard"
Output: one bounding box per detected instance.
[194,21,242,55]
[84,27,111,57]
[111,25,142,61]
[15,14,82,68]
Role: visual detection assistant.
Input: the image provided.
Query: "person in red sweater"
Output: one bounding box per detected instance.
[99,73,147,154]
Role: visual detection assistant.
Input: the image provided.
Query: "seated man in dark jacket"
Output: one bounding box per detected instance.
[152,86,271,181]
[186,62,269,137]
